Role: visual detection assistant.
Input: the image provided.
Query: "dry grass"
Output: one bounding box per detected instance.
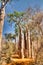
[11,58,34,63]
[7,58,35,65]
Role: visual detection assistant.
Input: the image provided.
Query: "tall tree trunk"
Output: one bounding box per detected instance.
[15,38,16,44]
[14,37,17,53]
[26,30,29,58]
[32,41,35,59]
[0,2,5,54]
[18,26,22,58]
[21,31,24,58]
[30,37,32,58]
[25,28,29,58]
[28,30,32,58]
[24,32,27,58]
[24,32,27,49]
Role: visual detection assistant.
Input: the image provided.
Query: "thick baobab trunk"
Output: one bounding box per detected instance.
[24,32,27,58]
[0,2,5,53]
[26,30,29,58]
[18,26,22,58]
[24,32,27,49]
[28,30,32,58]
[21,32,24,58]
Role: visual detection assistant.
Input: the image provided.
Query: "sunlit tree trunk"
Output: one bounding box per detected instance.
[0,1,5,53]
[32,41,35,59]
[21,31,24,58]
[28,30,32,58]
[26,30,29,58]
[30,31,32,58]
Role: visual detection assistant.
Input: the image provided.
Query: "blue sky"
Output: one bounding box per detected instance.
[3,0,43,35]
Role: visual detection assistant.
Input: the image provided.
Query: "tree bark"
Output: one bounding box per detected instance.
[24,32,27,49]
[26,30,29,58]
[28,30,32,58]
[24,32,28,58]
[32,41,35,59]
[18,26,22,58]
[21,32,24,58]
[0,2,5,53]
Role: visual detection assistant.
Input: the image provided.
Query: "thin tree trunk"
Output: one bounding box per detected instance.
[32,41,35,59]
[30,31,32,58]
[0,2,5,53]
[15,38,16,44]
[37,37,38,54]
[14,37,17,53]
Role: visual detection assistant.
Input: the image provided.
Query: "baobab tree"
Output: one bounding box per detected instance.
[0,0,9,55]
[7,11,24,58]
[0,0,19,55]
[22,8,43,59]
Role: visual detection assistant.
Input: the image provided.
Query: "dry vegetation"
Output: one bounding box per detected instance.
[0,1,43,65]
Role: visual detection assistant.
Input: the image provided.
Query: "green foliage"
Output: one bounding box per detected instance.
[14,11,24,17]
[7,11,24,39]
[7,11,24,23]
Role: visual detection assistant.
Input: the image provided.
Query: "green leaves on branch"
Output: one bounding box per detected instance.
[7,11,24,23]
[13,11,24,17]
[8,11,24,18]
